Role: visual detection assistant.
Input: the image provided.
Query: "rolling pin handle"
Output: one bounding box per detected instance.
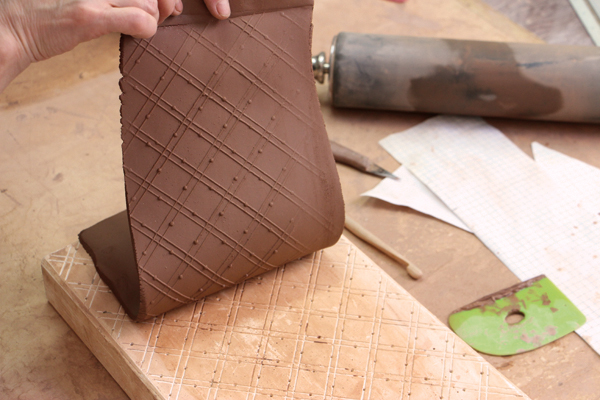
[312,51,330,84]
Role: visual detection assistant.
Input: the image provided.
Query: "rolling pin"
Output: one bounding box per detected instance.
[312,32,600,123]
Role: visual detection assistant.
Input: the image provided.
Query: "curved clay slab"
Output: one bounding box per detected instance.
[81,1,344,321]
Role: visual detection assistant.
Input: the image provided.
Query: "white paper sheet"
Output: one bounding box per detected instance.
[533,142,600,216]
[361,166,472,232]
[380,115,600,354]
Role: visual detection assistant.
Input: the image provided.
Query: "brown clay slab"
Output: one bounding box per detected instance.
[81,1,344,321]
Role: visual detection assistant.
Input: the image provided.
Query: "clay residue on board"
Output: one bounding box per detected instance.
[408,40,564,118]
[82,1,345,321]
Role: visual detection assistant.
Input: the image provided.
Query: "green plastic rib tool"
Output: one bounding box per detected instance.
[448,275,586,356]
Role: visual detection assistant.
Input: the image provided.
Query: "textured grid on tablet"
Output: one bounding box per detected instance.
[46,237,529,400]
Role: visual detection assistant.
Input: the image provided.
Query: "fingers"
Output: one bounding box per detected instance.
[203,0,230,19]
[156,0,179,23]
[173,0,183,15]
[109,0,183,24]
[110,0,158,20]
[105,0,227,39]
[103,7,158,38]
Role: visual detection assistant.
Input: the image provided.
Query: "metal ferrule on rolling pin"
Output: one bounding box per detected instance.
[314,32,600,123]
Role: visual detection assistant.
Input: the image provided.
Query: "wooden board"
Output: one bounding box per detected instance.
[42,235,529,400]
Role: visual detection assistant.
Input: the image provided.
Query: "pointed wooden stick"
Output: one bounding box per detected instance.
[345,215,423,280]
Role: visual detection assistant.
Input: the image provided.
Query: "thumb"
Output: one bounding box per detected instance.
[203,0,230,19]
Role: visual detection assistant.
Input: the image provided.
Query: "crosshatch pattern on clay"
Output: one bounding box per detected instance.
[46,236,529,400]
[117,4,344,321]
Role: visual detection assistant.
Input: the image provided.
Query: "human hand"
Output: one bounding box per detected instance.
[0,0,231,92]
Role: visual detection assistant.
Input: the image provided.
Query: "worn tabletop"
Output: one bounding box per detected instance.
[1,0,599,399]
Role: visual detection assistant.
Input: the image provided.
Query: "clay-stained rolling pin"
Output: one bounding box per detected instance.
[344,215,423,280]
[313,32,600,123]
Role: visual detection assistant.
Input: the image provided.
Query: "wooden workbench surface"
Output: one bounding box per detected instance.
[1,0,598,399]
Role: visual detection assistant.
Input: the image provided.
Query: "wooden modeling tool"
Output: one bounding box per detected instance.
[449,275,586,356]
[344,215,423,279]
[330,140,399,180]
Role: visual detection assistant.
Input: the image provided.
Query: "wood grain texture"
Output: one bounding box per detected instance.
[43,237,529,399]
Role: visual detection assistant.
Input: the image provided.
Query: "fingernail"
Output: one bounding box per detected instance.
[216,1,230,18]
[175,1,183,14]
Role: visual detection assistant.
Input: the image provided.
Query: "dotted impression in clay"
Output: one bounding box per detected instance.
[80,0,344,321]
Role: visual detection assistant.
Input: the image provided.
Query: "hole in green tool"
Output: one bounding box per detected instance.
[505,310,525,325]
